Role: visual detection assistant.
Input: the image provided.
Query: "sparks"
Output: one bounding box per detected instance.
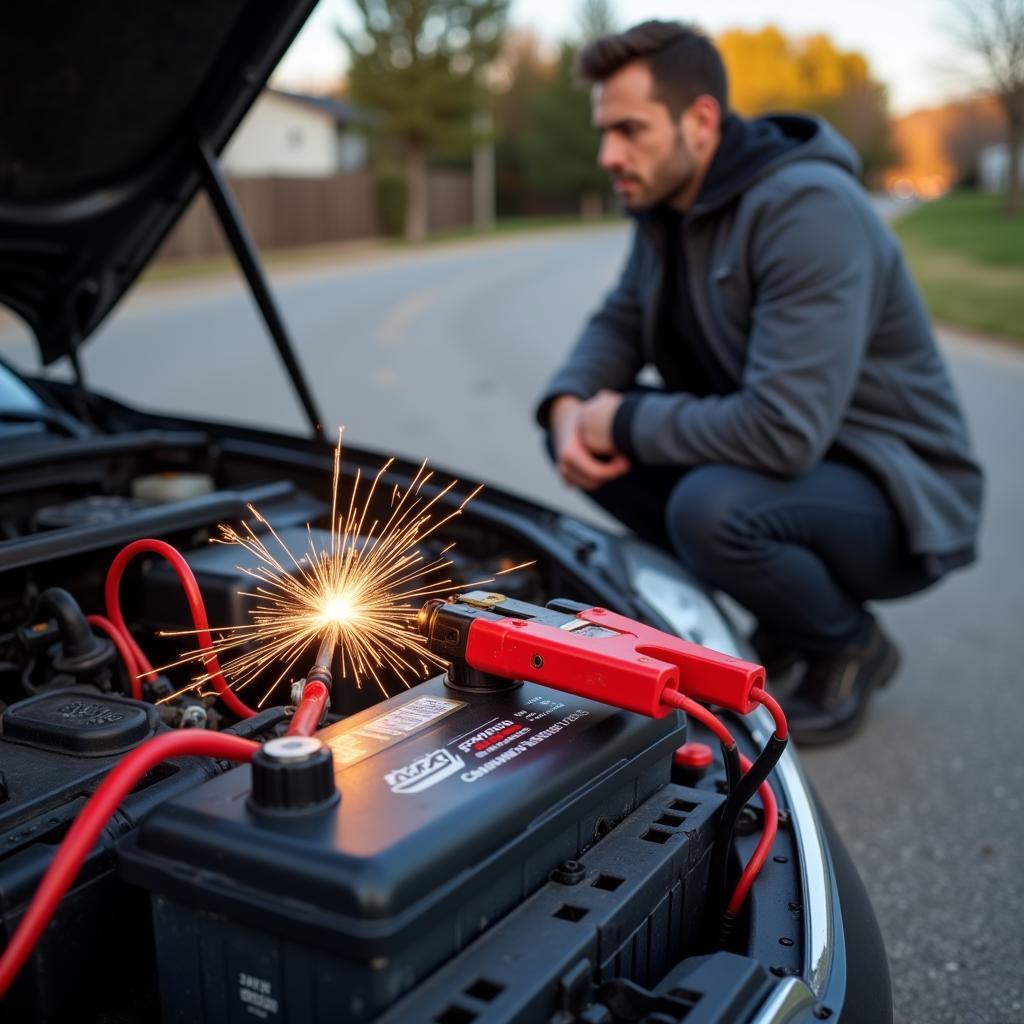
[155,428,533,707]
[320,593,356,625]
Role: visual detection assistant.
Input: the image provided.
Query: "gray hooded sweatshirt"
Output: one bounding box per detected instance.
[537,114,983,575]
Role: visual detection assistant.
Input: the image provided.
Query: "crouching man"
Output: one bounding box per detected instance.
[537,21,983,744]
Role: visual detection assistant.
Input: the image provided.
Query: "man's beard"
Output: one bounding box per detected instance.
[618,131,694,211]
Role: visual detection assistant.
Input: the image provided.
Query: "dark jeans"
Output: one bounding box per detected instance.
[548,441,935,654]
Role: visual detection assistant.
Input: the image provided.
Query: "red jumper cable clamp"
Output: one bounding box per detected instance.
[417,591,765,716]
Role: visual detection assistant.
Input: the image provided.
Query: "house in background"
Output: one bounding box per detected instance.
[222,87,369,178]
[159,86,475,262]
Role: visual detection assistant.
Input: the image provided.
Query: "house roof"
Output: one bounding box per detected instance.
[267,87,368,126]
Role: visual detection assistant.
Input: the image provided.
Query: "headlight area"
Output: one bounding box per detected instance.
[619,537,746,657]
[0,457,852,1023]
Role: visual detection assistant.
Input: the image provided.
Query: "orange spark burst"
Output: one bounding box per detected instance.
[156,429,532,707]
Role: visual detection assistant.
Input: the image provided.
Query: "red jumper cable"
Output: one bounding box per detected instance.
[86,613,143,699]
[663,689,783,915]
[287,634,335,737]
[103,538,256,718]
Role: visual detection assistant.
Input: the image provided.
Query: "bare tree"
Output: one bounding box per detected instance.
[951,0,1024,214]
[577,0,616,44]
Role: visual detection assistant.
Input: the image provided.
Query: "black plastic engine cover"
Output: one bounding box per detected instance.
[120,675,686,1021]
[2,688,155,756]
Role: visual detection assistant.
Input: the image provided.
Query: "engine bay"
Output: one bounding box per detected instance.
[0,428,813,1023]
[0,431,544,718]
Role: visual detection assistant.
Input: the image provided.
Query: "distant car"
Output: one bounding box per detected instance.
[0,3,891,1022]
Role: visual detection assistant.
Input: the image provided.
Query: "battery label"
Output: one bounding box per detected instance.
[325,694,466,770]
[356,695,462,738]
[459,709,589,782]
[384,748,466,794]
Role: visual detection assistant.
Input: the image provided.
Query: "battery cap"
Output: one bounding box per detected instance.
[250,736,337,814]
[262,736,323,762]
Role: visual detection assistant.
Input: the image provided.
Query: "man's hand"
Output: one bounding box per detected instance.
[578,389,624,456]
[550,394,631,492]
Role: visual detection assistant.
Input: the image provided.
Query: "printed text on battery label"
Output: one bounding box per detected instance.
[355,696,462,739]
[385,749,466,793]
[458,720,530,755]
[460,710,589,782]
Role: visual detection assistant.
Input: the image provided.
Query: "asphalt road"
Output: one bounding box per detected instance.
[2,224,1022,1023]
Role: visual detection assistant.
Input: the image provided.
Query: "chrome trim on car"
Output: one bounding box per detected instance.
[749,705,835,997]
[749,977,818,1023]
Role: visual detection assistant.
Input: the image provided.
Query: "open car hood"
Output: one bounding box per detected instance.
[0,0,317,366]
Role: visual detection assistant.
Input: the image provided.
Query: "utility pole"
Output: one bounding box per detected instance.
[472,110,496,232]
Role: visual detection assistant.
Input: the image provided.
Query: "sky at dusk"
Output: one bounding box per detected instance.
[273,0,970,117]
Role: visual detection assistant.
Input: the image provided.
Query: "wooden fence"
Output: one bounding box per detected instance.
[156,170,474,262]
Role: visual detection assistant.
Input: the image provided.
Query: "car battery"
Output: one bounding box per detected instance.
[119,674,687,1022]
[377,783,726,1024]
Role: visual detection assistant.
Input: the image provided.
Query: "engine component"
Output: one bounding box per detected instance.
[138,525,333,634]
[29,495,154,532]
[120,675,684,1022]
[15,588,116,696]
[130,472,215,503]
[3,689,153,756]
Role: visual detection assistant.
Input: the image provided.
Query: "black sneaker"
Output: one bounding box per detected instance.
[782,620,901,746]
[749,625,803,678]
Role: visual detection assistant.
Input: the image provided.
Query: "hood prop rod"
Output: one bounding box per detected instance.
[196,140,324,440]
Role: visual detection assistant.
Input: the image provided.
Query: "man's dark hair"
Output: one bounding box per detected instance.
[577,20,729,118]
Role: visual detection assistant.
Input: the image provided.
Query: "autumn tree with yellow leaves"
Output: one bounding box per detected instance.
[717,27,893,180]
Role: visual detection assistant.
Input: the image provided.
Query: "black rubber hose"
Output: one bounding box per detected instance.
[31,589,95,656]
[30,588,112,675]
[709,732,788,917]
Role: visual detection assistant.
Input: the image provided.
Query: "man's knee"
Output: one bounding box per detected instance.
[664,465,764,571]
